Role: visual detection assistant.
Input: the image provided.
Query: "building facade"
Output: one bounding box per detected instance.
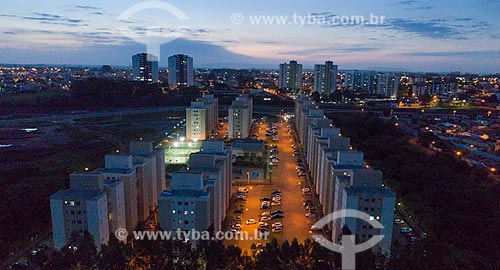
[314,61,338,95]
[132,53,159,84]
[279,60,303,92]
[228,95,253,139]
[168,54,194,89]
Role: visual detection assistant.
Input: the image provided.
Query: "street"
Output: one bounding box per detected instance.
[228,120,312,252]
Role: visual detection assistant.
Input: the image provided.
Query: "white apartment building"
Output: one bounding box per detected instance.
[186,95,219,141]
[50,172,110,250]
[94,153,138,233]
[228,96,253,139]
[294,98,396,257]
[159,140,231,234]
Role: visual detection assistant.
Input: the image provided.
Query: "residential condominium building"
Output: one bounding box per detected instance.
[132,53,159,84]
[158,141,231,234]
[294,96,395,257]
[333,168,395,256]
[93,153,138,233]
[168,54,194,89]
[279,60,303,92]
[186,94,219,141]
[50,172,110,250]
[228,95,253,139]
[50,141,166,249]
[314,61,338,95]
[130,141,165,221]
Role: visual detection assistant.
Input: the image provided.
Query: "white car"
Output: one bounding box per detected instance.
[260,212,271,217]
[272,227,283,233]
[394,219,405,224]
[260,216,272,222]
[246,219,257,225]
[272,222,283,228]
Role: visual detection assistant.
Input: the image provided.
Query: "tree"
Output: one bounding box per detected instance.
[420,94,432,107]
[310,91,321,103]
[97,237,127,270]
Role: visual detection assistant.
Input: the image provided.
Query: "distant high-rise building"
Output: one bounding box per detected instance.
[132,53,159,84]
[377,73,400,99]
[168,54,194,89]
[314,61,338,95]
[279,60,303,92]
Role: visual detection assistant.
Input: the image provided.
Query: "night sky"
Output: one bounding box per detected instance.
[1,0,499,73]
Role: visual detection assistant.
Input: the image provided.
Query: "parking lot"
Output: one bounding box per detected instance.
[227,120,314,252]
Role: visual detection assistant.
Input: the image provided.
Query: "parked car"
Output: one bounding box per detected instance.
[394,219,405,224]
[272,222,283,228]
[261,202,270,209]
[246,219,257,225]
[271,213,284,219]
[260,216,272,222]
[400,227,413,233]
[272,227,283,233]
[271,210,284,215]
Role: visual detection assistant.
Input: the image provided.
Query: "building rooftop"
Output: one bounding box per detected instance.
[50,189,106,201]
[159,190,210,199]
[93,167,135,175]
[232,140,265,152]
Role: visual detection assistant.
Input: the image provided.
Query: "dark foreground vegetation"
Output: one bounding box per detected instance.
[329,112,500,269]
[30,232,386,270]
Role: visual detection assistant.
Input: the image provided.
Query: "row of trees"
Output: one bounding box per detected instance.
[34,233,360,270]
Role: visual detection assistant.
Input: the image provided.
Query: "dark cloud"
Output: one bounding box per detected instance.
[387,18,461,39]
[3,31,16,35]
[395,0,433,10]
[75,5,99,10]
[401,50,500,57]
[16,12,84,25]
[280,46,379,56]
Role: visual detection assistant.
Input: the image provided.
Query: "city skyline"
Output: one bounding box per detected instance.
[0,0,499,73]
